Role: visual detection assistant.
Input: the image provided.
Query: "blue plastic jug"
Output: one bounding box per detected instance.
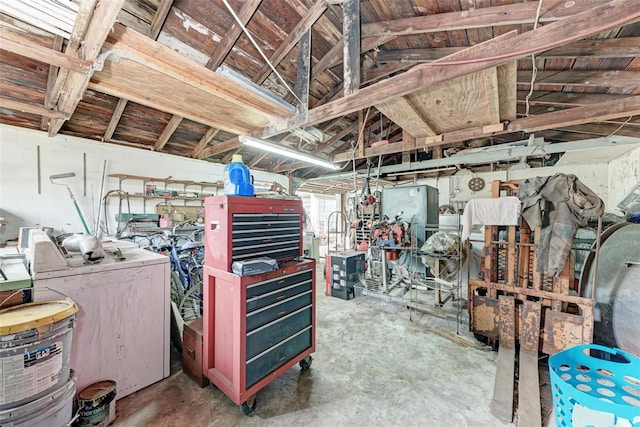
[224,154,254,196]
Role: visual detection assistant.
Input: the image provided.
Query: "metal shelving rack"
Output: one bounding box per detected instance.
[407,224,465,335]
[107,173,222,214]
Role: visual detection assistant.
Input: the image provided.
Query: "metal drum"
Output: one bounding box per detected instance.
[580,223,640,356]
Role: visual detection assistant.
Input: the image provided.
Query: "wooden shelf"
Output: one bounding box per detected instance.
[107,173,223,189]
[108,194,207,201]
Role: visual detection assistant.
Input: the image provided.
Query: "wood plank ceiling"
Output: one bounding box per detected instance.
[0,0,639,183]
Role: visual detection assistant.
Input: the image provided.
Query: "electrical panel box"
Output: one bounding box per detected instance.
[330,251,365,300]
[204,196,303,272]
[382,185,438,275]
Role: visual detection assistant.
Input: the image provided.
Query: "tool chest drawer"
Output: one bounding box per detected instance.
[245,327,312,388]
[231,213,301,262]
[246,305,312,359]
[246,270,312,309]
[246,290,312,331]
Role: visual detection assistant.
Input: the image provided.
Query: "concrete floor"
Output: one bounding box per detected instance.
[114,266,515,427]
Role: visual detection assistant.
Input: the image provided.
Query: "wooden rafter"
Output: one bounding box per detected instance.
[155,115,183,151]
[375,38,640,63]
[0,97,66,119]
[192,127,220,158]
[334,95,640,162]
[206,0,262,71]
[45,0,97,114]
[148,0,174,40]
[342,0,360,96]
[268,0,640,138]
[103,98,128,141]
[361,1,612,38]
[41,35,64,130]
[311,35,393,81]
[248,153,269,168]
[375,97,437,138]
[198,136,241,159]
[101,24,295,119]
[295,29,312,113]
[254,0,327,85]
[517,70,640,91]
[47,0,126,136]
[0,28,90,73]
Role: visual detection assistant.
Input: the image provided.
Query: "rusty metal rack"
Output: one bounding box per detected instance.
[407,224,465,335]
[467,180,601,425]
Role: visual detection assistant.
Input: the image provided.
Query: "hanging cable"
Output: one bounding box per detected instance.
[525,0,544,117]
[221,0,302,104]
[607,116,633,137]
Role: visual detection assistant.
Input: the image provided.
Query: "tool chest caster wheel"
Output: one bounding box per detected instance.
[240,397,257,415]
[299,355,313,371]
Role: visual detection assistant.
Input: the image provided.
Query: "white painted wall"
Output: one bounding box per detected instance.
[607,146,640,214]
[0,125,288,244]
[407,160,627,214]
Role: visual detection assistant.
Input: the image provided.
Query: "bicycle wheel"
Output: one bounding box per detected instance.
[170,270,184,305]
[179,280,203,322]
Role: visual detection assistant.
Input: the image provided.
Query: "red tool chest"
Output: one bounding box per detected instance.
[204,196,304,272]
[202,260,315,409]
[203,196,314,414]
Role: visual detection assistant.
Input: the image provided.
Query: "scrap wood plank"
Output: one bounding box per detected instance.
[491,295,516,422]
[518,300,542,427]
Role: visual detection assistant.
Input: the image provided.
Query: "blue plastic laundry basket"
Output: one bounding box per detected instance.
[549,344,640,427]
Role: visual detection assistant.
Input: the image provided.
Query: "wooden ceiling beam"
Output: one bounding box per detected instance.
[311,35,394,81]
[103,24,294,119]
[148,0,174,40]
[334,96,640,162]
[254,0,327,85]
[0,28,91,73]
[155,115,183,151]
[361,1,611,38]
[375,97,437,138]
[206,0,262,71]
[248,153,269,168]
[508,96,640,133]
[271,0,640,137]
[342,0,360,96]
[515,91,633,107]
[45,0,97,113]
[192,127,220,158]
[517,70,640,90]
[373,37,640,64]
[103,98,128,141]
[198,137,241,159]
[41,35,64,130]
[48,0,126,136]
[0,97,66,119]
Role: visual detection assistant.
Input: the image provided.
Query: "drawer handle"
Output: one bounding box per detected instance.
[276,295,285,300]
[278,311,286,316]
[187,347,195,359]
[279,356,286,362]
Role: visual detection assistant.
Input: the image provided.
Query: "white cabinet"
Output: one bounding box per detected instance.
[33,241,170,399]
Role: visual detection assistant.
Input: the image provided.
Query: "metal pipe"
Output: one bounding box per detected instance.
[50,172,90,234]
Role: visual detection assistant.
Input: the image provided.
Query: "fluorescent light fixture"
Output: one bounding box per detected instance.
[240,135,339,170]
